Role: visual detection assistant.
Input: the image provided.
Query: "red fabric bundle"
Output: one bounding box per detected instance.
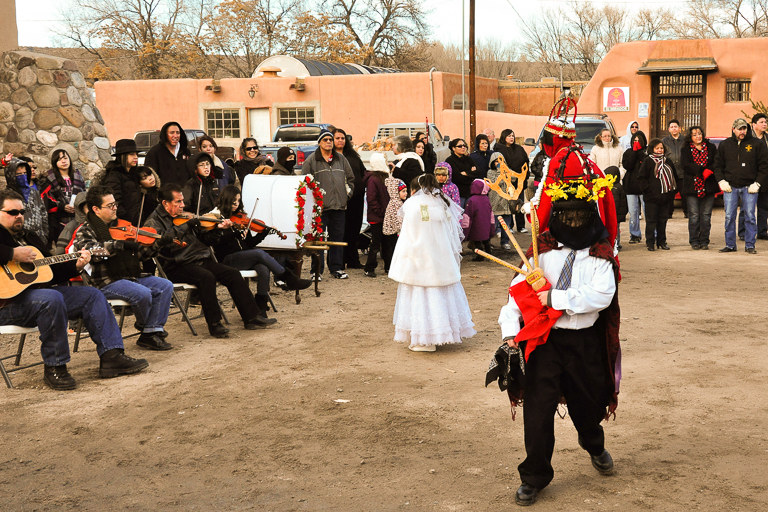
[509,279,563,362]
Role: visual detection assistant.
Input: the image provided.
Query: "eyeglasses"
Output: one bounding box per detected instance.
[245,146,258,151]
[99,202,118,210]
[455,144,467,148]
[631,125,638,129]
[2,209,25,216]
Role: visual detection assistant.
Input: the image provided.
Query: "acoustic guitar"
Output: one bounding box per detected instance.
[0,247,109,299]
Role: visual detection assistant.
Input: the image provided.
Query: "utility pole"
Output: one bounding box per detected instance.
[461,0,465,142]
[469,0,476,147]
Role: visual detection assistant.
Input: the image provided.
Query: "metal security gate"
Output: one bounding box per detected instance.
[651,74,706,139]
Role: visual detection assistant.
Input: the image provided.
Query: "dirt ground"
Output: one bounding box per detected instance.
[2,206,768,511]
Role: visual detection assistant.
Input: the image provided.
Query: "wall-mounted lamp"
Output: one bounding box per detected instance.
[248,84,258,98]
[289,78,305,92]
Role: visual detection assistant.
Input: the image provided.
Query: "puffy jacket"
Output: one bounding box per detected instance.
[144,121,192,187]
[681,141,719,197]
[589,139,623,172]
[713,133,768,188]
[103,160,142,225]
[300,148,355,210]
[363,171,388,224]
[463,179,495,241]
[662,135,686,179]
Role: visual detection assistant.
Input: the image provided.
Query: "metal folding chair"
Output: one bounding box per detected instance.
[0,325,42,389]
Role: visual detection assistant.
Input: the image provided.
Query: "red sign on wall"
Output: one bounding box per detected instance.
[603,87,630,112]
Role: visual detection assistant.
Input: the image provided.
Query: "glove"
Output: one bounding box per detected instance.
[157,231,176,247]
[719,180,732,193]
[633,141,642,151]
[702,169,713,180]
[748,182,761,194]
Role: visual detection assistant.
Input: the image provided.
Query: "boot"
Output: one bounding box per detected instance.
[208,321,230,338]
[136,333,173,351]
[99,349,149,378]
[254,294,270,315]
[43,364,77,390]
[278,268,312,291]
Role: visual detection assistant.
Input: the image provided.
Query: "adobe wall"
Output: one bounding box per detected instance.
[0,51,111,180]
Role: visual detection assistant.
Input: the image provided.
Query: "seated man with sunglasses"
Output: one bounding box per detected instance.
[0,189,149,390]
[74,186,176,351]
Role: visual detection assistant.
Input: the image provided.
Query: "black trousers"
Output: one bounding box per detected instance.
[364,222,383,272]
[645,198,671,248]
[669,177,687,216]
[519,327,608,490]
[382,234,398,272]
[343,194,365,268]
[165,259,261,325]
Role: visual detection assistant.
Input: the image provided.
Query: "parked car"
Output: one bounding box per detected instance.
[524,114,618,163]
[259,123,333,172]
[132,129,236,163]
[357,123,451,170]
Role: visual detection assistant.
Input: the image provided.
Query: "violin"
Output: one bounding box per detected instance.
[229,212,287,240]
[109,219,186,247]
[172,212,227,230]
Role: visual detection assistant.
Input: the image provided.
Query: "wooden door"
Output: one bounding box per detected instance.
[651,74,706,139]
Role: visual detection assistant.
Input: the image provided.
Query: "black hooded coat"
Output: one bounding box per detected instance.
[144,121,193,187]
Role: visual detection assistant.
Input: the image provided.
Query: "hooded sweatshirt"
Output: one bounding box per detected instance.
[462,179,495,241]
[4,159,48,243]
[183,153,221,215]
[437,163,460,205]
[130,166,162,226]
[144,121,192,186]
[383,177,406,235]
[619,120,639,151]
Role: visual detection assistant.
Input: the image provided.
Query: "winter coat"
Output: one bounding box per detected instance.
[4,159,48,244]
[438,165,460,205]
[129,167,161,226]
[603,167,628,223]
[662,134,686,179]
[637,155,677,203]
[271,162,293,176]
[182,175,221,216]
[681,141,719,197]
[40,167,86,242]
[446,153,480,198]
[486,166,522,216]
[144,121,192,187]
[300,148,355,210]
[103,160,142,225]
[345,150,367,203]
[421,142,437,174]
[383,177,405,236]
[213,227,268,262]
[621,147,646,195]
[619,120,638,151]
[392,154,423,194]
[713,133,768,188]
[234,155,273,183]
[494,141,529,179]
[55,191,88,255]
[589,139,624,172]
[469,135,493,179]
[363,172,388,224]
[530,151,547,184]
[462,179,496,242]
[212,154,236,190]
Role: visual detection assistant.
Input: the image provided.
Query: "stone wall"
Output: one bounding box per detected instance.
[0,50,111,182]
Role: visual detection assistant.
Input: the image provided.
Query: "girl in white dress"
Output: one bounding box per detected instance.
[388,174,476,351]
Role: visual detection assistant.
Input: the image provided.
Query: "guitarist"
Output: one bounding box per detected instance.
[0,189,149,390]
[74,186,175,351]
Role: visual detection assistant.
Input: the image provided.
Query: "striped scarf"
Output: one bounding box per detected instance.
[649,154,675,194]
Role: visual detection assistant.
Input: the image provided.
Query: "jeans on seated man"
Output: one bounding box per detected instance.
[0,189,148,390]
[143,183,276,338]
[74,185,175,351]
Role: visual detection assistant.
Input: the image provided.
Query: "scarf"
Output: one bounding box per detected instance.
[690,143,708,198]
[87,211,142,280]
[649,153,675,194]
[395,152,425,172]
[16,175,31,202]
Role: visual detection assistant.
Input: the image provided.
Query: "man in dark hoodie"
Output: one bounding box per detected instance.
[145,121,192,187]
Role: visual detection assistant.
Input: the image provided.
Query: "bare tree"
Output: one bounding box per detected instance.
[633,7,675,40]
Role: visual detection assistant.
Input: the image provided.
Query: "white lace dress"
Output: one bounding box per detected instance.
[388,190,476,346]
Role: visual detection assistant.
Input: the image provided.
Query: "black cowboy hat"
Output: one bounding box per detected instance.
[113,139,138,156]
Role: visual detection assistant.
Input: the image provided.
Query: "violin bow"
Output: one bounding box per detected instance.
[196,181,203,217]
[244,198,259,238]
[135,193,146,244]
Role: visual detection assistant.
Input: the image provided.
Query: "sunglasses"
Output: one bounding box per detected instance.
[245,146,258,151]
[2,209,26,216]
[455,144,467,148]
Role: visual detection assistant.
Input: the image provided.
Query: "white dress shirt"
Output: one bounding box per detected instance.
[498,243,616,339]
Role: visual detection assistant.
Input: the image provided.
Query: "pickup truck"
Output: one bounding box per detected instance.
[132,129,236,163]
[357,123,451,170]
[259,123,333,172]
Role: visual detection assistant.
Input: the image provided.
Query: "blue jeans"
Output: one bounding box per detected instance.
[0,285,123,366]
[312,209,346,274]
[724,187,758,249]
[626,194,643,238]
[738,191,768,238]
[686,194,715,246]
[101,276,173,333]
[496,215,512,245]
[223,249,285,295]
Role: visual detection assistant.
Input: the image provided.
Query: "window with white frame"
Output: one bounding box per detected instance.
[205,109,241,138]
[279,107,315,125]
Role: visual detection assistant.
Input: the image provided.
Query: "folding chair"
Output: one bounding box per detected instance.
[72,298,133,353]
[208,249,277,313]
[0,325,42,389]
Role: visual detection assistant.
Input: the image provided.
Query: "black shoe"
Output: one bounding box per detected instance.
[590,450,615,475]
[758,234,768,240]
[657,244,670,250]
[647,246,655,251]
[136,333,173,351]
[208,321,230,338]
[719,246,737,253]
[364,270,376,278]
[691,244,700,250]
[244,315,277,329]
[746,247,758,254]
[134,322,169,339]
[629,236,641,244]
[278,268,312,290]
[472,255,485,261]
[701,245,709,250]
[43,364,76,390]
[331,270,349,279]
[99,349,149,378]
[346,262,364,269]
[515,483,539,506]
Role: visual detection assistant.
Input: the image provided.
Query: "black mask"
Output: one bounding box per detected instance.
[549,207,607,250]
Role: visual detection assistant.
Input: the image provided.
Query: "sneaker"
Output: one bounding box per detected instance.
[43,364,77,390]
[331,270,349,279]
[309,273,323,282]
[518,228,529,233]
[364,271,376,278]
[136,333,173,351]
[99,349,149,378]
[409,344,436,352]
[502,243,512,251]
[746,247,758,254]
